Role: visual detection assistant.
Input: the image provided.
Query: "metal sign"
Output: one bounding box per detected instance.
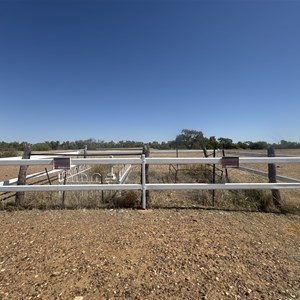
[53,157,71,170]
[222,157,239,168]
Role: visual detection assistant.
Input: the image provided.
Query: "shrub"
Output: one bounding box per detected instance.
[89,165,110,181]
[32,143,51,151]
[0,149,19,158]
[230,190,272,212]
[185,164,213,183]
[113,191,139,208]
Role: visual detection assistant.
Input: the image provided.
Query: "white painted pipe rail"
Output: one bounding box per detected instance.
[0,184,141,192]
[1,183,300,193]
[239,166,300,183]
[0,169,62,186]
[151,149,222,154]
[74,158,142,165]
[0,158,142,166]
[146,157,300,164]
[1,157,300,166]
[146,183,300,190]
[0,159,54,166]
[118,165,132,184]
[83,150,143,155]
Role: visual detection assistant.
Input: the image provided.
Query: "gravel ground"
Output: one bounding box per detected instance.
[0,209,299,300]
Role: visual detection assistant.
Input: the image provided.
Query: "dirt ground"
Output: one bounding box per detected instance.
[0,209,299,300]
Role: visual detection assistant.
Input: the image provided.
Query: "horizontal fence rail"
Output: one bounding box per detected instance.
[145,183,300,190]
[146,157,300,164]
[1,157,300,166]
[226,150,298,158]
[151,149,221,154]
[0,184,141,192]
[0,169,62,186]
[0,158,142,166]
[238,166,300,183]
[1,183,300,193]
[30,150,143,156]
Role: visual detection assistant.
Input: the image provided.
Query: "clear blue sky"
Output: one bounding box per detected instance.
[1,0,299,144]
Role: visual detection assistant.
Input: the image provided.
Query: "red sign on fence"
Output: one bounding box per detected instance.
[222,157,239,168]
[53,157,71,170]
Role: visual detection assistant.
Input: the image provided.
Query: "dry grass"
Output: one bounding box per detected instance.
[144,163,276,212]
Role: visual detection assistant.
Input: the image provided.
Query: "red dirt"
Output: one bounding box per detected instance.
[0,209,299,299]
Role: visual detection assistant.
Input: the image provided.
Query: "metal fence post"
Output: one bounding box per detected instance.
[141,154,147,209]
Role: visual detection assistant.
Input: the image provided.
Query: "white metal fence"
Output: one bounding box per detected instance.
[1,155,300,208]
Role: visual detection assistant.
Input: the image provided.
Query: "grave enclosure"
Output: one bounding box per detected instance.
[1,147,300,209]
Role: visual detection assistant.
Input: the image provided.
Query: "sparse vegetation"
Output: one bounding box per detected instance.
[89,165,109,181]
[31,143,51,151]
[0,149,19,158]
[229,190,273,212]
[112,191,140,208]
[184,165,214,183]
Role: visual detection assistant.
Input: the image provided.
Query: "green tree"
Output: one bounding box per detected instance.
[175,129,208,149]
[32,143,51,151]
[249,141,268,150]
[207,136,219,149]
[236,141,248,149]
[218,137,235,149]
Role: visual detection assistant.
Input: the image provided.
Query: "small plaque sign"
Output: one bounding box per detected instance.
[53,157,71,170]
[222,157,239,168]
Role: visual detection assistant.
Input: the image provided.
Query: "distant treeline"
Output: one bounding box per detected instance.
[1,129,300,153]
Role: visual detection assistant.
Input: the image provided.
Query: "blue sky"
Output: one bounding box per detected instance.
[1,0,299,144]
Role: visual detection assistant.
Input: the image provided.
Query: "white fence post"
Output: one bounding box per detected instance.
[141,154,146,209]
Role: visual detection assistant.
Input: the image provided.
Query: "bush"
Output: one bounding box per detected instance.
[89,165,110,183]
[185,165,214,183]
[113,191,140,208]
[231,190,272,212]
[32,143,51,151]
[0,149,19,158]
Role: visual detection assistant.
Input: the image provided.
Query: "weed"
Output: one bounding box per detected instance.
[184,165,212,183]
[89,165,110,181]
[0,150,19,158]
[112,191,140,208]
[229,190,273,212]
